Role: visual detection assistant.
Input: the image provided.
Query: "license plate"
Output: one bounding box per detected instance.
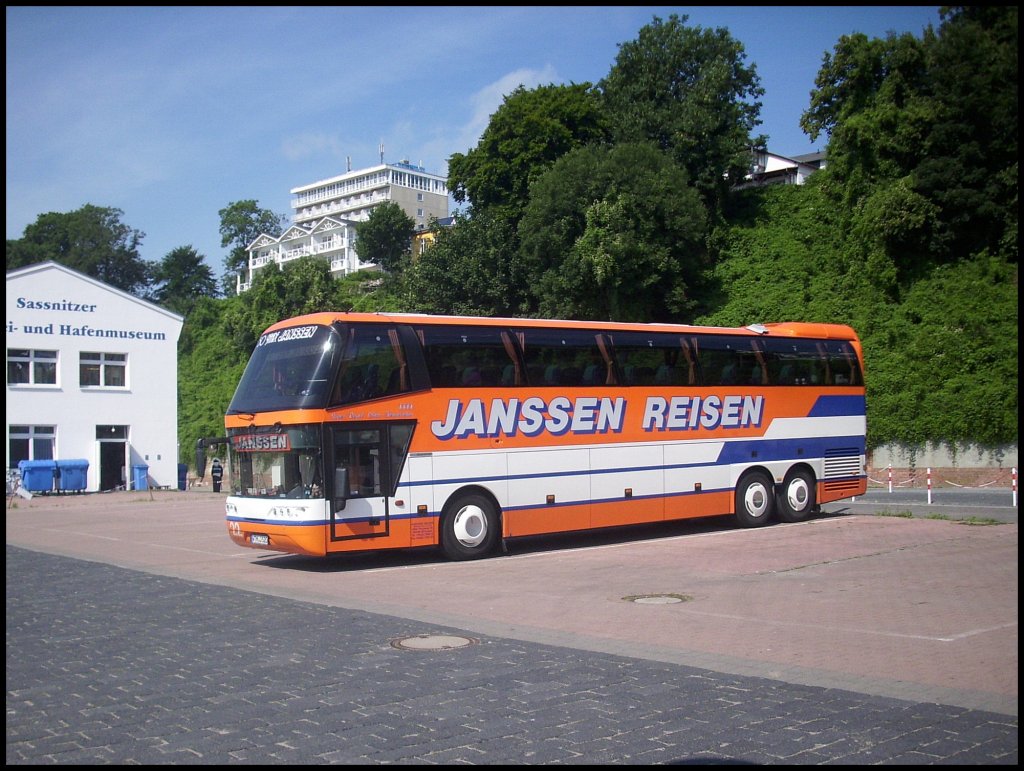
[250,534,269,546]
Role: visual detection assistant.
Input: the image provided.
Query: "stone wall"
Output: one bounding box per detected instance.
[868,442,1017,488]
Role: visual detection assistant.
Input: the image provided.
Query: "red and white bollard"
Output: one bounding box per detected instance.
[888,464,893,494]
[927,467,933,505]
[1013,467,1017,508]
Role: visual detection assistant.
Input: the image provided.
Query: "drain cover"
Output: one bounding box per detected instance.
[623,593,692,604]
[391,634,477,651]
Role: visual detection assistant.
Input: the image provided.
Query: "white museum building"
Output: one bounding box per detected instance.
[6,262,184,492]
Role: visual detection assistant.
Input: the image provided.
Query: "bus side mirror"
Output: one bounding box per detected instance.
[334,468,348,511]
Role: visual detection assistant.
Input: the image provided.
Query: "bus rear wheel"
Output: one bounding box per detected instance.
[441,492,499,560]
[735,471,775,527]
[777,468,816,523]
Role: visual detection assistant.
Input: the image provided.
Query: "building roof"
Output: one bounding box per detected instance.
[6,261,184,322]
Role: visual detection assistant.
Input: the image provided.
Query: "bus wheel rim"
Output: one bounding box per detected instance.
[744,483,769,518]
[787,478,810,511]
[453,505,487,547]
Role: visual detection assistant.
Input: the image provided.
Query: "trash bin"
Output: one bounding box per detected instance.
[56,459,89,492]
[17,459,57,493]
[177,463,188,491]
[131,464,149,491]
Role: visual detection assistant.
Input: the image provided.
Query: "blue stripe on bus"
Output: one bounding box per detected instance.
[714,435,865,465]
[398,434,866,490]
[808,394,866,417]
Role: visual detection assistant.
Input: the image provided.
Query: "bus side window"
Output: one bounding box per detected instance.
[329,324,407,406]
[417,325,520,389]
[609,332,695,387]
[516,328,604,388]
[695,340,743,386]
[826,341,861,386]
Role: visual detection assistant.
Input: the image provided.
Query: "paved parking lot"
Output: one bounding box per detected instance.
[6,490,1018,764]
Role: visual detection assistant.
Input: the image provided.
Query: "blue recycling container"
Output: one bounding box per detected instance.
[56,459,89,492]
[131,464,150,491]
[17,459,57,492]
[177,463,188,491]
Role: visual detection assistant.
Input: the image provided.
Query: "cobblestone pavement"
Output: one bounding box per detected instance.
[6,545,1017,765]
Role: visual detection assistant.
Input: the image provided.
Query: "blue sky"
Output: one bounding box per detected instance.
[7,6,941,278]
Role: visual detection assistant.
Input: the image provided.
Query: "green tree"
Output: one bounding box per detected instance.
[6,204,152,295]
[800,31,934,201]
[599,14,765,218]
[218,200,289,294]
[354,201,415,275]
[915,6,1017,263]
[401,211,522,316]
[518,143,707,322]
[801,7,1017,274]
[150,245,219,316]
[447,83,610,221]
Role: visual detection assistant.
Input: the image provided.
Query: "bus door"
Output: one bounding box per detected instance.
[327,423,414,543]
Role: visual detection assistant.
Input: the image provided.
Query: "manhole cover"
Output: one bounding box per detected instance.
[623,593,692,604]
[391,634,477,651]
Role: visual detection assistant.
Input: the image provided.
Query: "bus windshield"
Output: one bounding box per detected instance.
[228,324,340,413]
[228,321,417,414]
[228,424,323,499]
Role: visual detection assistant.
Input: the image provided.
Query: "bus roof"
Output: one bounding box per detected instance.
[261,312,860,342]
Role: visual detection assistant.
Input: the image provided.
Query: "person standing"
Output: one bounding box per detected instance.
[210,458,224,493]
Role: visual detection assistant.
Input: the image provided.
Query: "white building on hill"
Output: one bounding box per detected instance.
[239,158,449,293]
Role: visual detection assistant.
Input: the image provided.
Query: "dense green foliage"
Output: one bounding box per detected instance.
[176,297,250,461]
[7,8,1017,461]
[518,143,707,321]
[402,210,522,316]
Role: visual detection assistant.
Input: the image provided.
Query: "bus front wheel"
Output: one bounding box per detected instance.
[735,471,775,527]
[441,492,499,560]
[777,468,816,523]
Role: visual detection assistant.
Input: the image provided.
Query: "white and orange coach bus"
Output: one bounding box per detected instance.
[223,312,867,559]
